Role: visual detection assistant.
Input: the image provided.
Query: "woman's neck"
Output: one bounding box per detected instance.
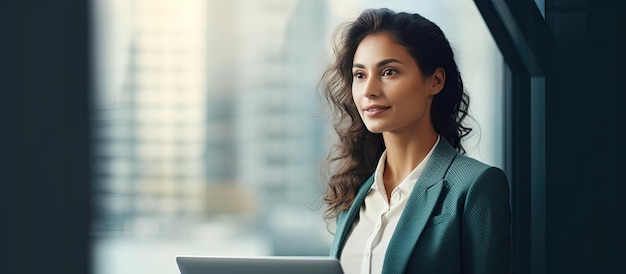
[381,127,438,196]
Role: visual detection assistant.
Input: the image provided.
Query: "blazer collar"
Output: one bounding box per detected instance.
[329,173,374,257]
[382,138,457,274]
[330,138,458,273]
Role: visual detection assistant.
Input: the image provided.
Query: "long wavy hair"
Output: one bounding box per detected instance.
[321,8,472,221]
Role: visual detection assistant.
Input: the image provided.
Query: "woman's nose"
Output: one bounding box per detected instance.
[362,77,381,97]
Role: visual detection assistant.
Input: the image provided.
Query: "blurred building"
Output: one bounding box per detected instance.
[234,0,331,254]
[93,0,213,238]
[92,0,332,254]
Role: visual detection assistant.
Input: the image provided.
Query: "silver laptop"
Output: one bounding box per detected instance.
[176,256,344,274]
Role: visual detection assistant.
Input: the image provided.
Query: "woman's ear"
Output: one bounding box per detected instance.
[430,67,446,95]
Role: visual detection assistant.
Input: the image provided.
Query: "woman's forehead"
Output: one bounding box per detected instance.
[353,33,415,67]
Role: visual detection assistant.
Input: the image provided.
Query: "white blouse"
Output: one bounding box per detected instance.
[339,136,440,274]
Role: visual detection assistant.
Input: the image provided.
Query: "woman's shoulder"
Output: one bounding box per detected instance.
[445,153,507,188]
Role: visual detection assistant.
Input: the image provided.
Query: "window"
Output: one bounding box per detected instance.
[92,1,504,273]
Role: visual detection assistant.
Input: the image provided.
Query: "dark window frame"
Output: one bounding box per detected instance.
[474,0,558,273]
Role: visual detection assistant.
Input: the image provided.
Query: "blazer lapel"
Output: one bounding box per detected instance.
[330,174,375,258]
[382,139,457,274]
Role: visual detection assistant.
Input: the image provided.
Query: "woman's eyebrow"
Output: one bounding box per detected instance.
[352,58,404,68]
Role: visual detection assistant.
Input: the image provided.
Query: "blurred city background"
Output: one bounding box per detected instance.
[90,0,504,273]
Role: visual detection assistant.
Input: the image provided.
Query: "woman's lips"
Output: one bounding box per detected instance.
[364,105,391,116]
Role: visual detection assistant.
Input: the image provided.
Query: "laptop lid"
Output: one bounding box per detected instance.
[176,256,343,274]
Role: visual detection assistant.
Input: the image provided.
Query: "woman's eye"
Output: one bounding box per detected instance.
[382,69,397,76]
[353,72,365,79]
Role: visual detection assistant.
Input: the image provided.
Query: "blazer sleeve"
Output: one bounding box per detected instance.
[461,167,511,274]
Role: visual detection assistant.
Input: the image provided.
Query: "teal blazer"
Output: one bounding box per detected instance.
[330,139,511,274]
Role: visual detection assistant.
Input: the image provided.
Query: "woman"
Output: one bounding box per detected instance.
[321,8,511,274]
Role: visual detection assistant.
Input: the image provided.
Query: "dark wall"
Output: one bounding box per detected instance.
[0,1,91,274]
[545,0,626,272]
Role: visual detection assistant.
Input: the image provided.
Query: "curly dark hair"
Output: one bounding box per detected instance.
[320,8,472,221]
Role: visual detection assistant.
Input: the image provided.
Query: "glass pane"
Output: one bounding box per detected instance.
[91,0,504,273]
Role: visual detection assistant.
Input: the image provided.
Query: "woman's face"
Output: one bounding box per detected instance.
[351,32,443,135]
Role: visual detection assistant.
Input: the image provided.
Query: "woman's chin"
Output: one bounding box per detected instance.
[365,124,386,134]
